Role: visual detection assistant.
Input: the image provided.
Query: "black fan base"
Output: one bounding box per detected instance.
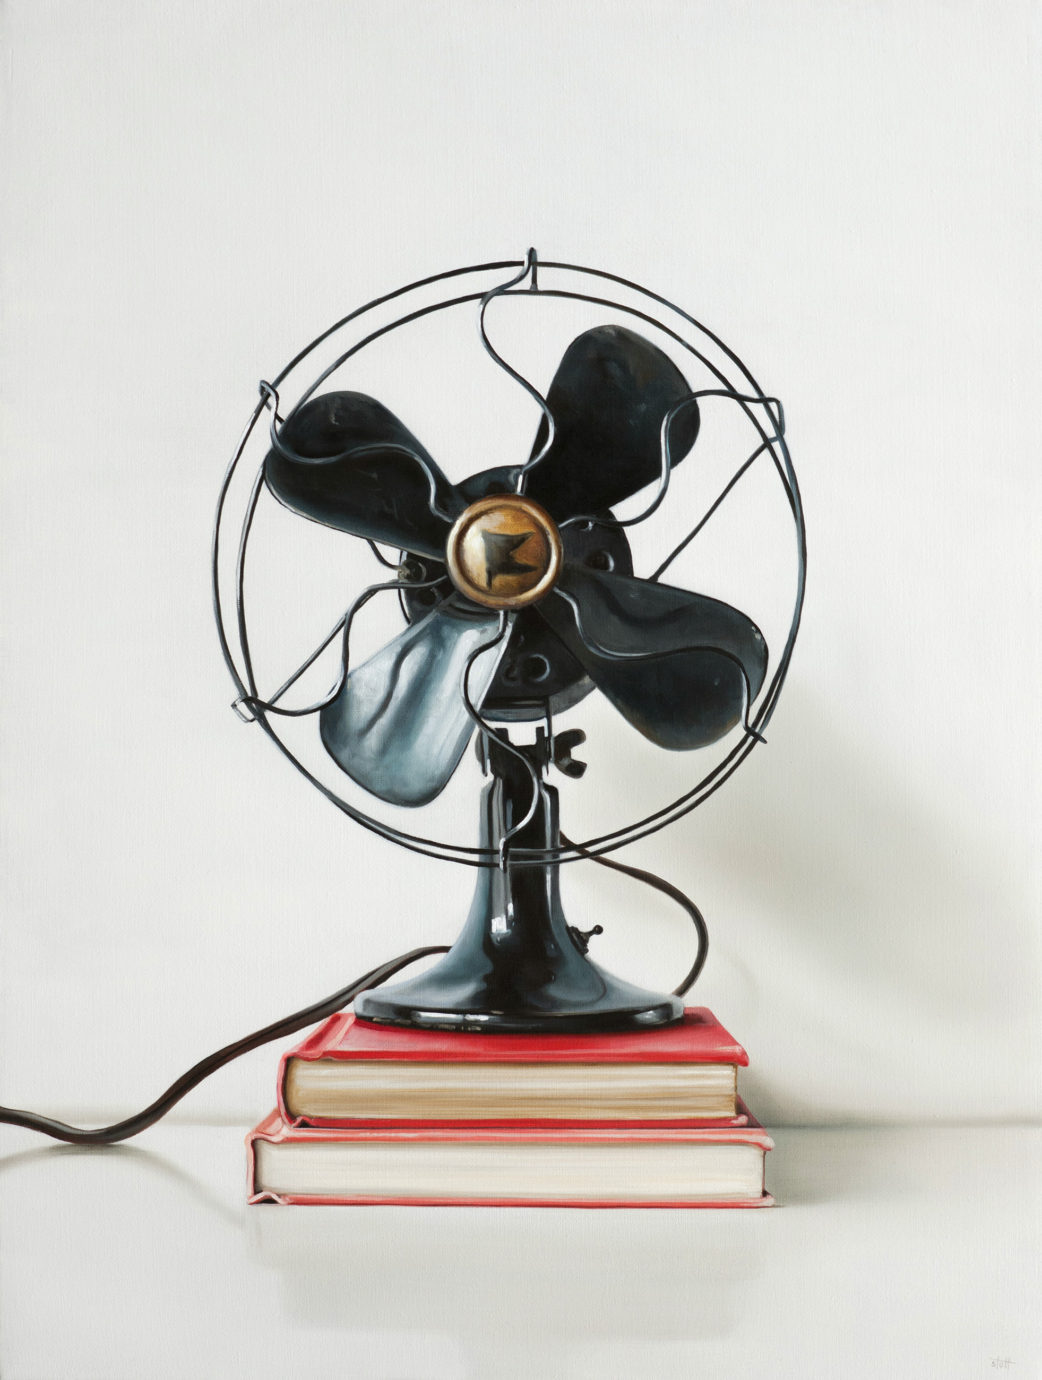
[355,968,683,1035]
[355,733,686,1034]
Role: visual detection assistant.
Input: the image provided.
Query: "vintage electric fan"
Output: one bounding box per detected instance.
[212,252,805,1036]
[0,252,804,1145]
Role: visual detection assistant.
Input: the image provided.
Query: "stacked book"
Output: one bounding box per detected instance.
[247,1008,772,1207]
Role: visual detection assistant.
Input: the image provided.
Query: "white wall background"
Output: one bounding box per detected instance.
[2,0,1039,1129]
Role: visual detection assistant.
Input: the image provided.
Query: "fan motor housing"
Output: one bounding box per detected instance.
[400,501,634,722]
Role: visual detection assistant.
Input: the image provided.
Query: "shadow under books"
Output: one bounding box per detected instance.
[248,1201,770,1349]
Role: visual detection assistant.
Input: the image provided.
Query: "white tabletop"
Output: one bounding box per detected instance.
[2,1122,1039,1380]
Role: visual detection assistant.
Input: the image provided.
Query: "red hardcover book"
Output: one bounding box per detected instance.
[278,1008,750,1129]
[246,1101,773,1208]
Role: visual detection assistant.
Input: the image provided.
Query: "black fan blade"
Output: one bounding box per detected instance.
[523,326,700,522]
[538,567,767,750]
[319,600,509,806]
[264,391,462,560]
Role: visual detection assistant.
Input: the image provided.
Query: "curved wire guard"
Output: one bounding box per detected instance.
[231,574,446,721]
[260,380,459,527]
[367,541,400,569]
[558,388,783,534]
[474,249,559,494]
[652,433,778,582]
[213,254,806,867]
[550,583,766,746]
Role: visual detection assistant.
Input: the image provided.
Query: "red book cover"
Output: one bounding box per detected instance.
[277,1008,750,1130]
[246,1101,774,1208]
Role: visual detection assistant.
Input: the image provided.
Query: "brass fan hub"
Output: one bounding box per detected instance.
[446,493,563,610]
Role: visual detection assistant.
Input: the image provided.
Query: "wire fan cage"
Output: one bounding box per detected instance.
[213,253,806,868]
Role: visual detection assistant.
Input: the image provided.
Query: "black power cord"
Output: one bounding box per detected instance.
[560,833,709,997]
[0,947,447,1146]
[0,860,707,1147]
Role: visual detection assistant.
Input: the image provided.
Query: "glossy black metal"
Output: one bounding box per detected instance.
[540,566,768,750]
[263,391,461,559]
[319,597,508,806]
[355,733,683,1032]
[520,324,700,520]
